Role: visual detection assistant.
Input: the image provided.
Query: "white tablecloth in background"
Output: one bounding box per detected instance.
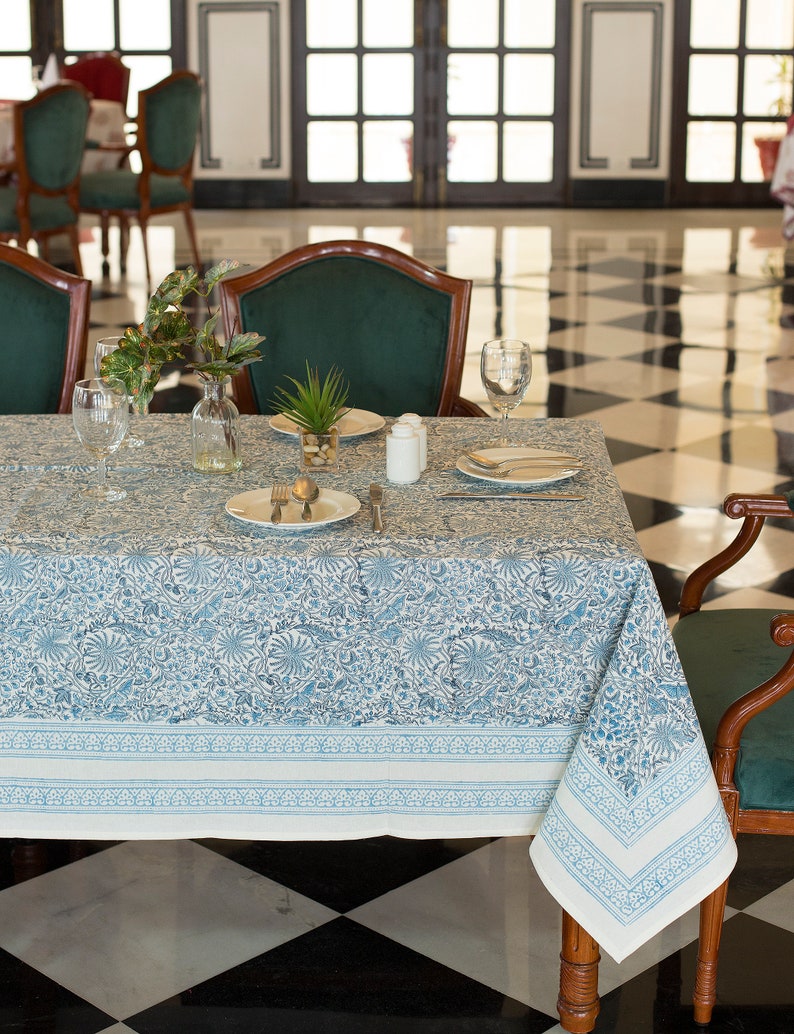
[0,98,126,172]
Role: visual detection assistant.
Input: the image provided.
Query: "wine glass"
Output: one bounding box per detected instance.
[480,339,532,445]
[72,378,129,501]
[94,336,144,447]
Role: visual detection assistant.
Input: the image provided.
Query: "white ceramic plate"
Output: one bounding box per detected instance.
[225,487,361,530]
[269,408,385,438]
[456,447,582,486]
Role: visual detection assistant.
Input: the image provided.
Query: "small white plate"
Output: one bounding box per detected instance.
[226,487,361,529]
[456,447,582,486]
[269,409,385,438]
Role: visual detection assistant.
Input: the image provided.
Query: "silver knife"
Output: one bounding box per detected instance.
[370,482,384,532]
[439,492,584,500]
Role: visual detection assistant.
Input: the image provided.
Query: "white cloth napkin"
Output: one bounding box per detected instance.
[40,53,60,88]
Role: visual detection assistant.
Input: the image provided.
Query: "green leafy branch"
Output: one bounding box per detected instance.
[100,260,265,412]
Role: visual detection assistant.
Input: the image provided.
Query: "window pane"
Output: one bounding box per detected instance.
[746,0,794,49]
[3,7,31,50]
[363,0,412,47]
[447,121,497,181]
[690,0,739,48]
[363,120,412,181]
[307,0,357,48]
[504,55,554,115]
[688,55,738,116]
[308,121,358,181]
[448,0,498,48]
[503,121,553,182]
[744,55,792,117]
[363,54,413,115]
[686,121,736,181]
[505,0,554,47]
[448,54,499,115]
[743,122,785,181]
[125,56,172,118]
[307,54,358,116]
[63,0,115,50]
[120,0,170,50]
[0,58,35,102]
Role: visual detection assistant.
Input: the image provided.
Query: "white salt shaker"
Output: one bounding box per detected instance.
[399,412,427,471]
[386,421,421,483]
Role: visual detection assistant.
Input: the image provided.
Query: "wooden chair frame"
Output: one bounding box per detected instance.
[219,239,479,416]
[0,243,91,413]
[677,493,794,1024]
[80,70,202,284]
[2,82,91,276]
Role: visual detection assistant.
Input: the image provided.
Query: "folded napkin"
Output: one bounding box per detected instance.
[40,54,60,89]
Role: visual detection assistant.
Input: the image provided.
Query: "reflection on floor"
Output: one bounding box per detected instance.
[2,208,794,1032]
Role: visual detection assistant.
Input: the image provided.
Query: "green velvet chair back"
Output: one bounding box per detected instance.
[141,71,202,173]
[0,244,90,413]
[219,240,472,418]
[18,83,91,192]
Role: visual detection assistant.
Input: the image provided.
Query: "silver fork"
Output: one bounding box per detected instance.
[270,483,290,524]
[465,450,581,469]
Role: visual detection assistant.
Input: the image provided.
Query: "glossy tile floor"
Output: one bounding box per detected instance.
[2,207,794,1032]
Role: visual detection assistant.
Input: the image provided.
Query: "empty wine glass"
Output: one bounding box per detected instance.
[480,339,532,445]
[94,336,144,447]
[72,378,129,501]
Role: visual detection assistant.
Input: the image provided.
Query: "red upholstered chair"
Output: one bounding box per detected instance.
[60,52,130,111]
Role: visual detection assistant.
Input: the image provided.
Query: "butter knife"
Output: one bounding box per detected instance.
[370,482,384,532]
[439,492,584,500]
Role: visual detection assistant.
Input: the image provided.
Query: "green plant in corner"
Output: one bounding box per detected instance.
[271,362,350,435]
[100,260,265,413]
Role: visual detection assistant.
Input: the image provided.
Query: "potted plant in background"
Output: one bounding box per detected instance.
[755,54,793,180]
[272,363,349,471]
[100,260,265,473]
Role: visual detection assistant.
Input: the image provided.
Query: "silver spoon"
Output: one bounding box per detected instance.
[293,475,320,522]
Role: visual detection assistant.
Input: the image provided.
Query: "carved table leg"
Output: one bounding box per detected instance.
[558,909,601,1033]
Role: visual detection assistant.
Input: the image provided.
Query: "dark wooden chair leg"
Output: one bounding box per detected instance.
[10,840,47,883]
[183,208,201,272]
[693,877,729,1025]
[558,910,601,1033]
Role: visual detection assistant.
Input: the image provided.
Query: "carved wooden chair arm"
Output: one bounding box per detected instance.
[679,493,794,616]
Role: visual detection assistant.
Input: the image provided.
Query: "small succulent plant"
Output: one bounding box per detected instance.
[272,362,349,435]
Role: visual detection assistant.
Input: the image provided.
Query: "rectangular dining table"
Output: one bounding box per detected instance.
[0,413,736,1032]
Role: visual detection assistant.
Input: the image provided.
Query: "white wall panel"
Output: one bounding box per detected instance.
[570,0,673,179]
[188,0,290,180]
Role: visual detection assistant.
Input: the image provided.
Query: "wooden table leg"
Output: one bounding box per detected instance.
[558,910,601,1033]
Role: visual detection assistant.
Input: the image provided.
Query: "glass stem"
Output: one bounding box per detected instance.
[499,409,509,443]
[97,456,108,489]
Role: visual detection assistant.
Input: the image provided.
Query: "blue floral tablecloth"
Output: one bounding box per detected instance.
[0,414,735,962]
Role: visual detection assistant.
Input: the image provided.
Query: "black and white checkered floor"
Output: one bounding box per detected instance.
[3,208,794,1033]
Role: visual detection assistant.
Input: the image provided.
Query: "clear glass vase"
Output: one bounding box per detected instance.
[299,427,339,471]
[191,379,242,473]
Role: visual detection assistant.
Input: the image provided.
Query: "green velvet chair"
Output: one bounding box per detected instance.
[79,70,202,284]
[0,243,91,413]
[671,492,794,1025]
[218,239,484,418]
[0,82,91,275]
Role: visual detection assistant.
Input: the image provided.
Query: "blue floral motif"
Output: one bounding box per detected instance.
[0,415,697,796]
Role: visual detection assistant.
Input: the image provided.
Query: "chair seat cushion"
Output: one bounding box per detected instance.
[80,170,190,211]
[0,188,77,233]
[673,608,794,811]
